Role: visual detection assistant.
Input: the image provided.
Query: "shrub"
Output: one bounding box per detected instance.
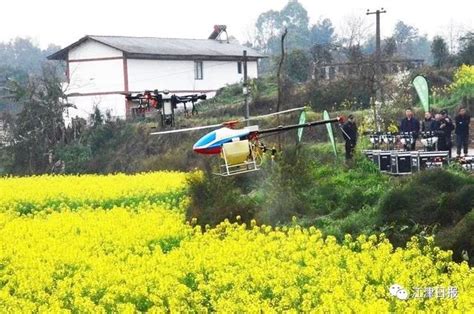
[316,205,379,240]
[437,210,474,264]
[379,169,473,227]
[256,147,323,224]
[378,168,474,256]
[55,143,92,174]
[185,171,258,227]
[256,146,389,229]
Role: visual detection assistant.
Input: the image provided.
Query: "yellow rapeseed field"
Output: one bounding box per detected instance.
[0,172,472,312]
[0,171,187,214]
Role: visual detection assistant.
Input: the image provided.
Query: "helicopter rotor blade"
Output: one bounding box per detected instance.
[150,123,223,135]
[242,106,306,122]
[323,110,338,158]
[149,106,307,136]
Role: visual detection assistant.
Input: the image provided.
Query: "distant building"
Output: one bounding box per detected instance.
[313,58,425,80]
[48,27,264,122]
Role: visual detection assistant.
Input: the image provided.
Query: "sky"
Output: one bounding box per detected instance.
[0,0,472,49]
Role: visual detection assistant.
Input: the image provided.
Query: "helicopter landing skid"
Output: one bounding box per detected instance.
[213,162,260,177]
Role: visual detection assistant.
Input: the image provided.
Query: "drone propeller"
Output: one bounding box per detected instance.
[149,106,307,135]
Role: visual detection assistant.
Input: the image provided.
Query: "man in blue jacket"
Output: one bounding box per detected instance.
[400,108,420,151]
[455,107,470,157]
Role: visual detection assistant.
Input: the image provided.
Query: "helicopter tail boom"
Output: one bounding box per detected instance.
[258,117,342,135]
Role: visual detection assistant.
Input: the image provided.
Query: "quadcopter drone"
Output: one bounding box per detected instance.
[126,90,206,127]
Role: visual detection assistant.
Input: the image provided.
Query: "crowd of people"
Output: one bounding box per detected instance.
[341,107,471,161]
[400,107,471,158]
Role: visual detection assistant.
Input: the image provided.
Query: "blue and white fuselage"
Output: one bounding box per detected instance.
[193,126,258,155]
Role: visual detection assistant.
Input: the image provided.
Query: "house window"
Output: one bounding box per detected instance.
[194,61,203,80]
[237,61,242,74]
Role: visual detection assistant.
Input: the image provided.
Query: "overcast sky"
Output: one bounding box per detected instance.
[1,0,472,48]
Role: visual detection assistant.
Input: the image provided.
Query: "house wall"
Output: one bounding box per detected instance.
[64,94,126,125]
[69,40,123,60]
[127,59,258,93]
[65,40,126,123]
[67,59,125,94]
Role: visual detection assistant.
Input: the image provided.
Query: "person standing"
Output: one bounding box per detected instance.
[432,113,443,150]
[421,111,437,151]
[454,107,470,157]
[438,110,455,158]
[422,111,435,132]
[400,108,420,151]
[342,114,358,160]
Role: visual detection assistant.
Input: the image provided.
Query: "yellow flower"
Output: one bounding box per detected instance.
[0,172,472,312]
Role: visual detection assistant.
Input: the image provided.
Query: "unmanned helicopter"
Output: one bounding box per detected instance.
[151,107,345,176]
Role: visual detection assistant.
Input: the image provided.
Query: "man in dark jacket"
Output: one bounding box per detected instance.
[435,110,454,158]
[422,111,436,132]
[400,108,420,150]
[420,111,437,151]
[455,107,470,157]
[342,114,357,160]
[432,113,443,150]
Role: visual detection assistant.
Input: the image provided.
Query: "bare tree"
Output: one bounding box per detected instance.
[442,20,467,53]
[243,23,258,48]
[338,14,372,48]
[255,10,282,53]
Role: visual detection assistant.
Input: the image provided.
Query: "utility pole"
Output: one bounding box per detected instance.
[366,8,386,65]
[243,50,249,126]
[367,8,386,131]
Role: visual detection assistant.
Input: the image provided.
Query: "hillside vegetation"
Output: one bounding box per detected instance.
[187,145,474,266]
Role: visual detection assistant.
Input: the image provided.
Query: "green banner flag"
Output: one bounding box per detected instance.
[297,111,306,143]
[323,110,337,158]
[413,76,430,112]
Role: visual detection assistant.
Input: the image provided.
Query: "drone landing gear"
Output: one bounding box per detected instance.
[191,101,198,116]
[183,101,199,118]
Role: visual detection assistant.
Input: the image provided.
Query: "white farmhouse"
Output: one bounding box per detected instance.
[48,30,263,122]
